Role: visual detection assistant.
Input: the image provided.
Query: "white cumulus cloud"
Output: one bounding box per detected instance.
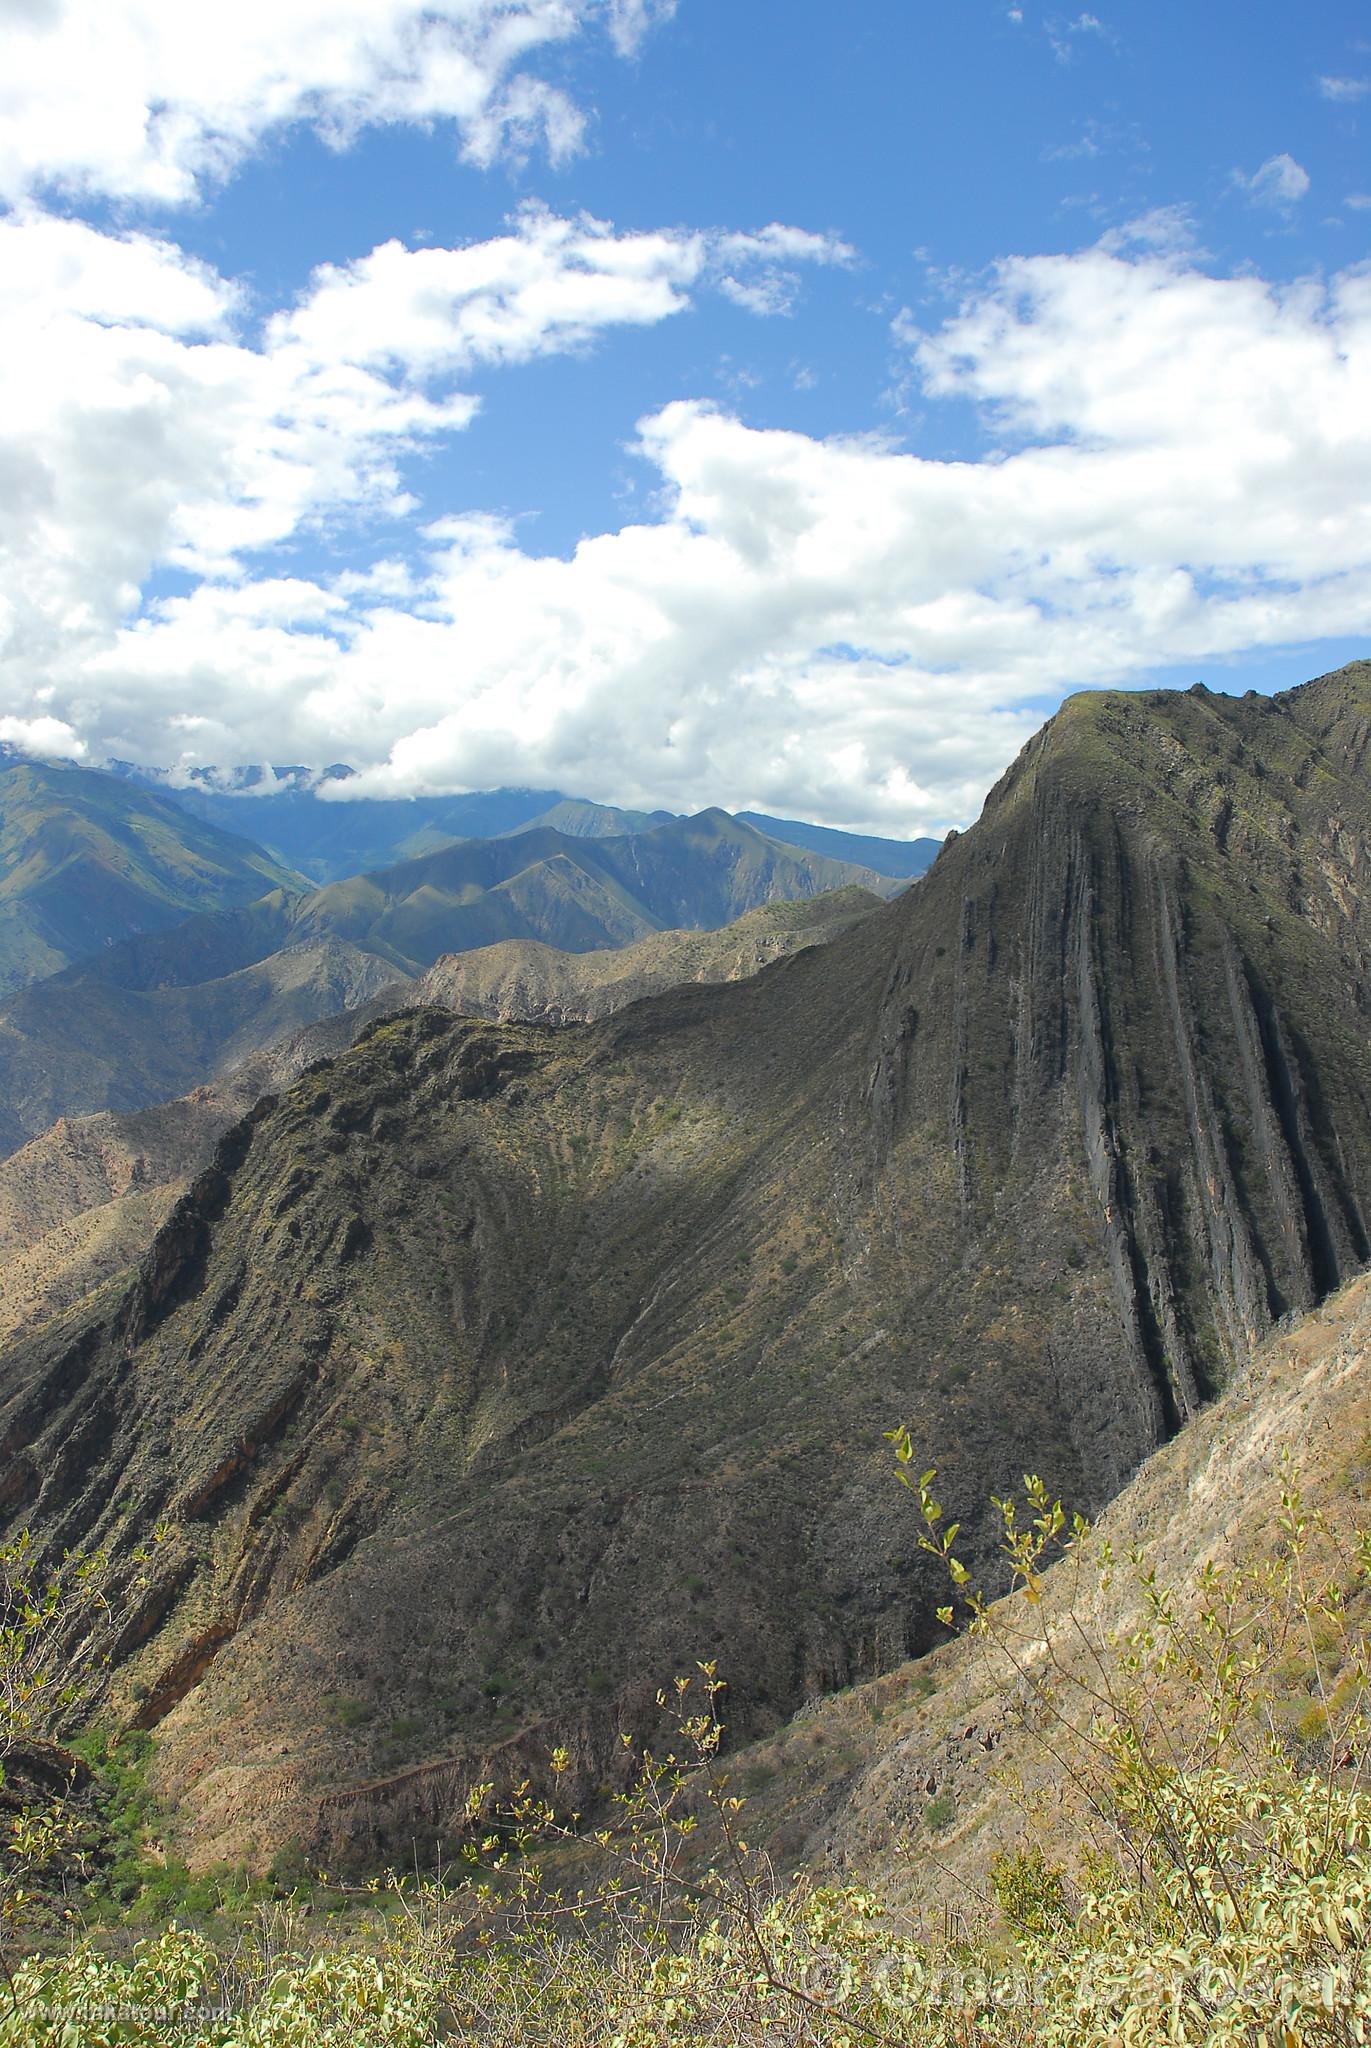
[0,0,671,206]
[274,210,852,373]
[0,202,864,798]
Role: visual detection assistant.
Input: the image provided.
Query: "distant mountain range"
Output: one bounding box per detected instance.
[119,770,570,884]
[119,764,942,884]
[0,807,903,1152]
[0,749,935,1011]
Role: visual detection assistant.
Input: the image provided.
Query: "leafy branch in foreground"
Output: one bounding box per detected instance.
[0,1528,120,2015]
[890,1426,1371,2042]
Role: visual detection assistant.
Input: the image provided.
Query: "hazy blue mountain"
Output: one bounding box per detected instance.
[496,797,676,838]
[120,767,563,883]
[0,758,301,998]
[0,808,901,1152]
[498,801,941,885]
[120,763,938,884]
[738,812,939,878]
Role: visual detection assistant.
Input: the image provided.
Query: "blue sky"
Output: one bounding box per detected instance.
[0,0,1368,832]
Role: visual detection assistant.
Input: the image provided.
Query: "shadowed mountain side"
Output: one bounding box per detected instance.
[0,759,301,998]
[0,814,897,1156]
[0,938,403,1157]
[0,891,882,1344]
[1,667,1368,1869]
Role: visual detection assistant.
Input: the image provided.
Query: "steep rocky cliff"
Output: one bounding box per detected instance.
[1,666,1368,1869]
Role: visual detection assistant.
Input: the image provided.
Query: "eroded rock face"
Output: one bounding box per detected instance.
[3,666,1371,1870]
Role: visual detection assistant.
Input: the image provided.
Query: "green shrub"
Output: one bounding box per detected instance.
[922,1791,955,1831]
[990,1844,1068,1937]
[324,1693,374,1729]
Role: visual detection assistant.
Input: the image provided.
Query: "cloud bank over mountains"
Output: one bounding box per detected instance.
[5,199,1369,833]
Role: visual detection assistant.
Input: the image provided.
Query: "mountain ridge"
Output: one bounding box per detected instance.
[2,664,1368,1870]
[115,767,940,885]
[0,812,898,1155]
[0,887,882,1346]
